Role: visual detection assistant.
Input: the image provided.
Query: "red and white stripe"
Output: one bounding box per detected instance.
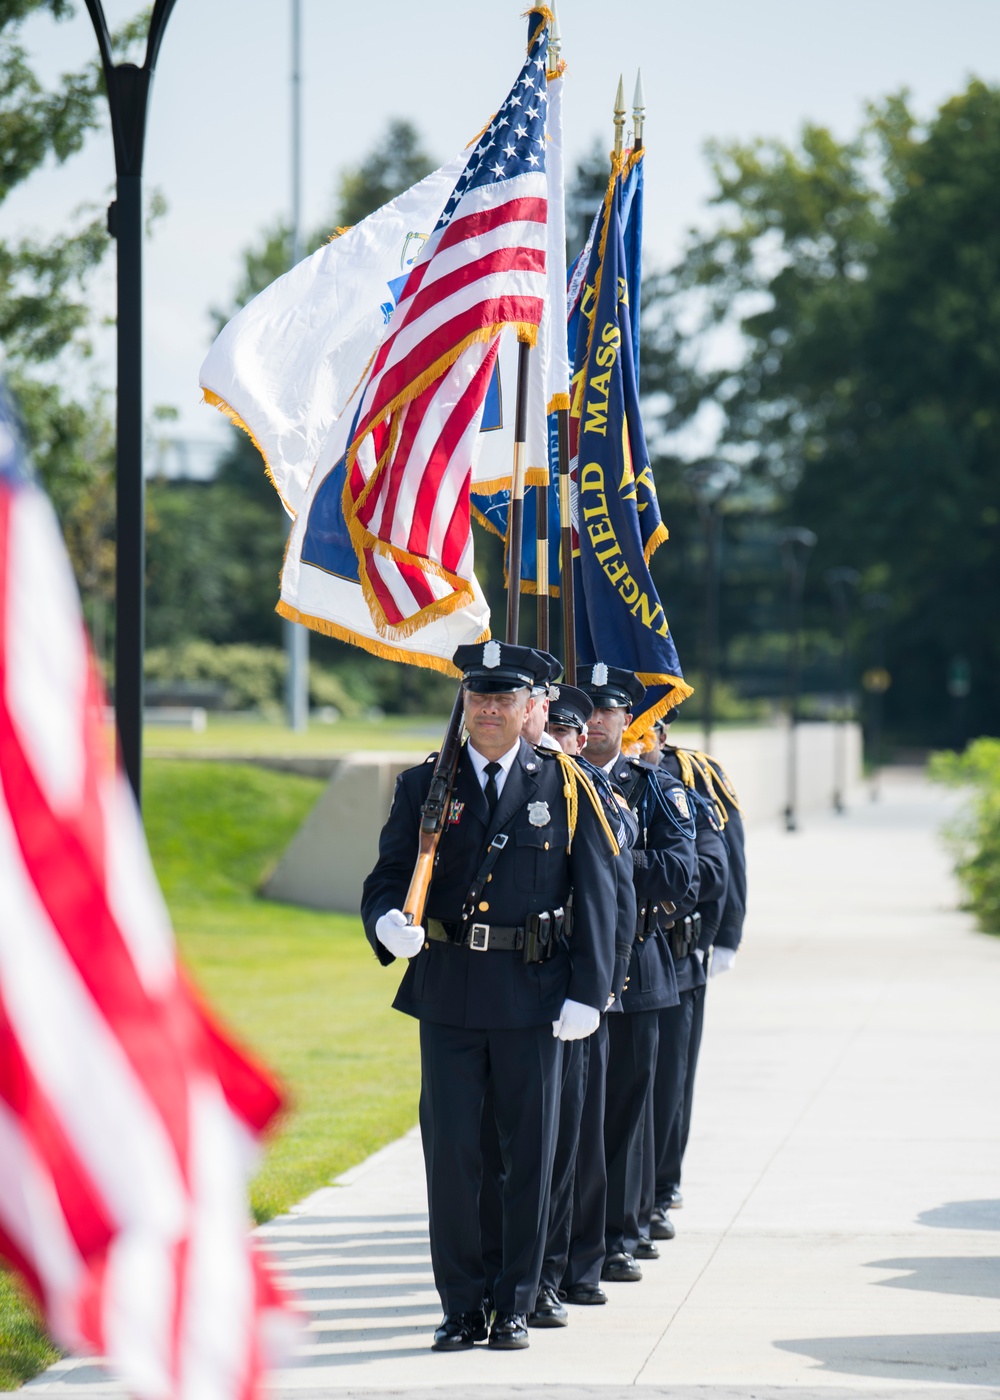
[0,479,289,1400]
[346,168,548,633]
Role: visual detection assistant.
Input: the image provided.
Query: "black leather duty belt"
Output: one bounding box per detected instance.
[427,918,525,951]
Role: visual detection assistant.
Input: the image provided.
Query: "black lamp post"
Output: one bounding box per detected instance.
[84,0,179,805]
[686,461,738,752]
[777,526,817,832]
[825,566,860,813]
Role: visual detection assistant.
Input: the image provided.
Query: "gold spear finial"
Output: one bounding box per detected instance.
[633,69,646,152]
[549,0,561,67]
[613,73,626,159]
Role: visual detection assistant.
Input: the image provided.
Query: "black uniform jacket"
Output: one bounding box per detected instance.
[661,750,739,980]
[575,756,639,1009]
[604,755,698,1014]
[361,738,619,1030]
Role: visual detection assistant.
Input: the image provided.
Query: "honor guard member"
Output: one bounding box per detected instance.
[361,641,620,1353]
[578,664,698,1284]
[530,685,639,1321]
[650,732,747,1232]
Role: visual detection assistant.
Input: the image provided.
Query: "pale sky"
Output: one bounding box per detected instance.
[8,0,1000,463]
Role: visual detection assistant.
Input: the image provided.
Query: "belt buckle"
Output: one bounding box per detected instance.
[469,923,490,951]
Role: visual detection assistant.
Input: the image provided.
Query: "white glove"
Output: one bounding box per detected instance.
[552,998,601,1040]
[375,909,425,959]
[710,946,737,977]
[693,947,705,965]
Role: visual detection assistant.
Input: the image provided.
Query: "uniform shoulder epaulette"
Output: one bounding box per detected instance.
[424,751,439,764]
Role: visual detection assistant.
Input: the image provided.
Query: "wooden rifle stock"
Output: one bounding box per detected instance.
[403,686,465,926]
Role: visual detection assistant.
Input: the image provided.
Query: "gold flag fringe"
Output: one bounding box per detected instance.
[201,388,296,518]
[275,598,487,675]
[623,674,695,751]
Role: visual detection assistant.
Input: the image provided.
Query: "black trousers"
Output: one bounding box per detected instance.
[419,1020,561,1315]
[673,980,707,1187]
[563,1017,610,1288]
[604,1009,658,1256]
[650,988,697,1216]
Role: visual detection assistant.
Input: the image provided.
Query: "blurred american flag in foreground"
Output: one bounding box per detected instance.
[0,380,291,1398]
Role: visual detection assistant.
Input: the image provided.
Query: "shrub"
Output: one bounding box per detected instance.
[144,642,361,719]
[930,738,1000,934]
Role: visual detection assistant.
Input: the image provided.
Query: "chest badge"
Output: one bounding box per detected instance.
[448,800,465,825]
[527,800,551,827]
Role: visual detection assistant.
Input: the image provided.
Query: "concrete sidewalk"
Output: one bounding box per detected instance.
[29,770,1000,1398]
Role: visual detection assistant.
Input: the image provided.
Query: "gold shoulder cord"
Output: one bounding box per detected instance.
[675,749,696,790]
[693,751,743,819]
[552,752,620,857]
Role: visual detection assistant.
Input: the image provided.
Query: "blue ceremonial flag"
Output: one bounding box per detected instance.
[471,147,649,598]
[571,159,691,743]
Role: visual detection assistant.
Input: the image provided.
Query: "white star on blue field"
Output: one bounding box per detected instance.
[436,23,548,230]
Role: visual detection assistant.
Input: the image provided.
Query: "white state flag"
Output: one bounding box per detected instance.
[200,150,470,517]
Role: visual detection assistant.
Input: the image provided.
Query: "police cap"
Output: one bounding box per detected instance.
[578,662,646,711]
[453,640,552,693]
[531,649,563,697]
[547,684,594,732]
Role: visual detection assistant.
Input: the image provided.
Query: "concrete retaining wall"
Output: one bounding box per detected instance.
[262,722,863,914]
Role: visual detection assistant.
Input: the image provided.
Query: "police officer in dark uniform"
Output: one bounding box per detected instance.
[649,732,747,1232]
[529,684,639,1321]
[577,664,698,1284]
[361,642,620,1352]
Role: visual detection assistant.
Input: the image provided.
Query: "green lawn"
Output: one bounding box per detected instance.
[145,712,449,758]
[1,756,420,1386]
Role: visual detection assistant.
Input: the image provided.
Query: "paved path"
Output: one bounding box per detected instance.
[29,770,1000,1399]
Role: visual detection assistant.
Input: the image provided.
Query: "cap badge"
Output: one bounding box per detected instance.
[549,684,560,700]
[527,800,551,827]
[483,639,502,668]
[593,661,608,687]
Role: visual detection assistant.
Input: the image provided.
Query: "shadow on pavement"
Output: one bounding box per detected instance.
[774,1330,1000,1385]
[918,1200,1000,1231]
[868,1256,1000,1300]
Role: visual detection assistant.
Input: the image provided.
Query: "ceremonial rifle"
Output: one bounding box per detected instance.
[403,684,466,926]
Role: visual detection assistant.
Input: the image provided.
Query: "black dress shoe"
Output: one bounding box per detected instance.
[431,1309,488,1350]
[601,1251,642,1282]
[669,1186,684,1209]
[560,1282,607,1305]
[488,1310,529,1349]
[649,1209,676,1241]
[527,1284,568,1328]
[635,1236,660,1260]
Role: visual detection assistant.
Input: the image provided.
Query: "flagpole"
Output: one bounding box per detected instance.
[535,480,550,650]
[506,337,532,643]
[613,73,626,159]
[556,412,575,681]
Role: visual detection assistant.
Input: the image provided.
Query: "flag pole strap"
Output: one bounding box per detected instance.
[506,338,532,643]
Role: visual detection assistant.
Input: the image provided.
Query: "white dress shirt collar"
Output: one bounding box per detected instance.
[467,738,521,796]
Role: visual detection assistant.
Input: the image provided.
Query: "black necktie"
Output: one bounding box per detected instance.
[483,761,501,816]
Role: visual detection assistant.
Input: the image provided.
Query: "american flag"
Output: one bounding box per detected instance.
[345,8,551,635]
[0,385,290,1398]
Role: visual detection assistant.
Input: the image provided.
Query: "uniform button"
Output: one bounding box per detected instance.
[424,941,430,950]
[652,905,658,913]
[478,901,489,912]
[544,841,549,850]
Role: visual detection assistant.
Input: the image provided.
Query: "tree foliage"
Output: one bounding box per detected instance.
[641,81,1000,743]
[0,1,146,620]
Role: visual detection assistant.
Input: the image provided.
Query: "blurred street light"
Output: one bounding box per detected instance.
[825,566,861,813]
[686,461,739,751]
[777,527,818,832]
[861,592,892,800]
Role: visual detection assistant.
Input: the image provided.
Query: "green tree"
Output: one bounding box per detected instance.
[1,1,146,625]
[641,83,1000,744]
